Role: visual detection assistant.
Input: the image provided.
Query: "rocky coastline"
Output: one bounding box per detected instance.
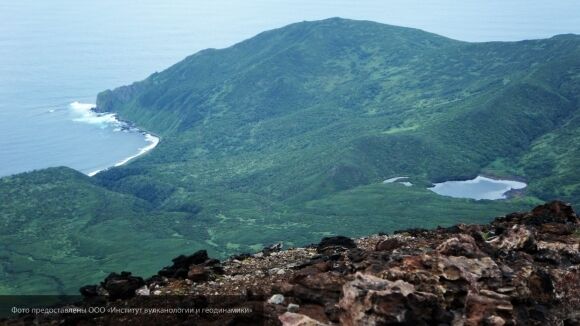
[3,201,579,325]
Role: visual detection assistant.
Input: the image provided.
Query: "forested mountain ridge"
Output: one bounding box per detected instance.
[96,18,580,205]
[1,18,579,294]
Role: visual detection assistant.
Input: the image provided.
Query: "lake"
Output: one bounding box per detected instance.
[1,0,579,177]
[429,176,527,200]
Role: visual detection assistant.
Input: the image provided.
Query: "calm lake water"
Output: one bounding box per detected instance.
[429,176,527,200]
[1,1,579,177]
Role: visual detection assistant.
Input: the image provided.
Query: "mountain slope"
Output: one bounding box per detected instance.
[2,18,579,294]
[96,18,580,204]
[0,167,208,294]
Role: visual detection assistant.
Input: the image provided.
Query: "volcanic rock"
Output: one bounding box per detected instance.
[316,236,356,253]
[101,271,145,300]
[20,201,580,325]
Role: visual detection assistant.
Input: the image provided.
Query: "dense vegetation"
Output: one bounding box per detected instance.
[1,18,579,294]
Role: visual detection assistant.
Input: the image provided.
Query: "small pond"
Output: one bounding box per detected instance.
[383,176,413,187]
[428,175,526,200]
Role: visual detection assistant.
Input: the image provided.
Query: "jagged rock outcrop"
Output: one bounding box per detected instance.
[4,201,578,325]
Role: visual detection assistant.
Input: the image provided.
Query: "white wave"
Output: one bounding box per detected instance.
[70,99,161,176]
[70,101,96,111]
[69,101,122,128]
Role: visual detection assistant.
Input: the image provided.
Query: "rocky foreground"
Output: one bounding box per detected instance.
[4,201,580,325]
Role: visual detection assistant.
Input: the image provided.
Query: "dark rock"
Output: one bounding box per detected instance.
[394,228,429,236]
[538,223,576,235]
[494,201,579,227]
[79,285,99,297]
[437,224,462,234]
[375,238,403,252]
[231,253,252,261]
[202,259,225,275]
[172,250,208,268]
[187,266,210,282]
[291,272,346,305]
[528,304,549,322]
[327,253,343,261]
[204,258,220,266]
[316,236,356,253]
[158,250,209,279]
[145,275,167,287]
[210,265,225,275]
[564,314,580,326]
[101,271,145,300]
[528,201,578,225]
[534,249,561,265]
[527,269,555,302]
[347,248,366,263]
[263,242,283,256]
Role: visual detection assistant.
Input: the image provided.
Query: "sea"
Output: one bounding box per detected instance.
[1,0,579,177]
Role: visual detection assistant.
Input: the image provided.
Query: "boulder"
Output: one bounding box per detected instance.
[339,273,447,325]
[528,201,578,225]
[489,225,536,253]
[171,250,208,268]
[279,312,329,326]
[79,285,99,297]
[231,252,252,261]
[316,236,356,253]
[263,242,284,256]
[158,250,209,279]
[436,234,484,258]
[347,248,366,262]
[375,238,403,252]
[101,271,145,300]
[287,303,300,313]
[494,201,578,227]
[187,265,210,282]
[291,272,346,305]
[465,290,513,326]
[268,294,285,305]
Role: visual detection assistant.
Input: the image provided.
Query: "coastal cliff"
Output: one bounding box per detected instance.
[7,201,578,325]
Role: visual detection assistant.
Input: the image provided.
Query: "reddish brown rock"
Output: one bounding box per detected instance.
[489,224,537,252]
[291,272,347,305]
[529,201,578,225]
[18,201,580,325]
[279,312,329,326]
[375,237,403,252]
[465,290,513,326]
[436,234,485,258]
[339,273,448,325]
[187,265,210,282]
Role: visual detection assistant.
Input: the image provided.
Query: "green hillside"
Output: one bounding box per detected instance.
[1,18,579,294]
[0,167,211,294]
[96,18,580,205]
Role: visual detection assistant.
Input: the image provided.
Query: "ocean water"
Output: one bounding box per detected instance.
[1,0,579,177]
